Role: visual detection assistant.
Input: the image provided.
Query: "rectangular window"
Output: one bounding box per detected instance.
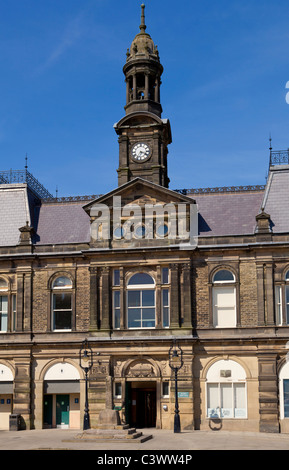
[275,286,282,325]
[127,290,155,328]
[286,286,289,325]
[115,382,122,398]
[0,296,8,332]
[113,269,120,287]
[113,291,121,329]
[12,294,16,331]
[52,293,72,330]
[162,288,170,328]
[213,287,236,328]
[162,267,169,284]
[207,383,246,419]
[162,382,169,397]
[284,380,289,418]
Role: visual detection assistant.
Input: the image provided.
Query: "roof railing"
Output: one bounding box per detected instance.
[270,149,289,166]
[0,169,53,199]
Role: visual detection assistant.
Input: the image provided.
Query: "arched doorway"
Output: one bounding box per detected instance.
[0,364,13,430]
[123,358,160,429]
[43,362,81,429]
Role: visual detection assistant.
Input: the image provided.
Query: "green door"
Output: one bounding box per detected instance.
[56,395,70,427]
[43,395,53,427]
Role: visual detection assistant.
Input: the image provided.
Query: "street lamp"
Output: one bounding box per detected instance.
[79,339,93,430]
[169,339,183,433]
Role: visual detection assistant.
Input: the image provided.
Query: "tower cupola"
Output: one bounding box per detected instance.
[123,4,163,117]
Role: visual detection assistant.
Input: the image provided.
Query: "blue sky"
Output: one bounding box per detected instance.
[0,0,289,197]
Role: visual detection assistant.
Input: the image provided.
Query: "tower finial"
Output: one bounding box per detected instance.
[140,4,146,33]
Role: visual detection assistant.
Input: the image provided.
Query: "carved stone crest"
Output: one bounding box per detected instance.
[126,360,156,378]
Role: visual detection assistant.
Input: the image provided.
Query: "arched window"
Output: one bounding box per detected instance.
[0,278,8,333]
[127,273,155,328]
[212,269,236,328]
[206,359,247,419]
[51,276,72,331]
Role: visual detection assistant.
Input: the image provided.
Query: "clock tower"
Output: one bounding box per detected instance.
[114,4,172,188]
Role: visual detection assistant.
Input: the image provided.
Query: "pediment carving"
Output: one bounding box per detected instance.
[126,360,156,378]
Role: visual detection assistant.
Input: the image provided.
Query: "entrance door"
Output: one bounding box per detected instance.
[43,395,53,428]
[56,395,70,427]
[128,383,156,428]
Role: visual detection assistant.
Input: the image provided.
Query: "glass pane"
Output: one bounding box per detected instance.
[0,278,8,291]
[128,308,141,328]
[113,270,120,286]
[162,289,169,306]
[114,291,120,308]
[128,290,140,307]
[284,380,289,418]
[286,271,289,281]
[220,384,233,418]
[162,267,169,284]
[163,307,169,328]
[207,384,219,418]
[53,293,72,310]
[134,225,146,238]
[234,383,246,418]
[128,273,154,285]
[53,276,72,288]
[142,306,155,328]
[54,310,72,330]
[213,270,234,282]
[114,309,120,329]
[142,290,155,307]
[0,296,8,332]
[115,383,122,397]
[156,224,168,237]
[286,286,289,324]
[0,296,8,313]
[275,286,282,325]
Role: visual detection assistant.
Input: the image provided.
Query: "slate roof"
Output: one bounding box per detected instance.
[261,166,289,233]
[0,184,31,246]
[193,191,264,237]
[1,166,288,247]
[33,202,90,245]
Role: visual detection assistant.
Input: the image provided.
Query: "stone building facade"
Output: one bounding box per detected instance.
[1,5,289,434]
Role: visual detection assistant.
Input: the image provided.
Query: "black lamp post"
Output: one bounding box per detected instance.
[79,339,93,430]
[169,339,183,433]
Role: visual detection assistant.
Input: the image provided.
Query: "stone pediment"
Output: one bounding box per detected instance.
[83,178,197,248]
[83,178,195,213]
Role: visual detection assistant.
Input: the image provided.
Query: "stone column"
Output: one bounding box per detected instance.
[170,264,180,328]
[257,264,265,326]
[100,267,110,332]
[258,353,279,433]
[90,267,98,330]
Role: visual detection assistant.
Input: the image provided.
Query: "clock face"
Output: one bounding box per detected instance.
[131,142,151,162]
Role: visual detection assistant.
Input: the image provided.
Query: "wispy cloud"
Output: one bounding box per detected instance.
[37,14,85,73]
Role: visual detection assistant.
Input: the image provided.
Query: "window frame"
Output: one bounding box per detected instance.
[206,359,247,420]
[0,277,16,333]
[211,269,237,329]
[50,274,74,332]
[126,273,156,329]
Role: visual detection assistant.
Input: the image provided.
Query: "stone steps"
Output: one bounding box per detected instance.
[73,426,153,443]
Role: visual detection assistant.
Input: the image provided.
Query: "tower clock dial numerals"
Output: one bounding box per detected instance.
[131,142,151,162]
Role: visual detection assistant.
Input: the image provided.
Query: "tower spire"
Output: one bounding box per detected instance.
[140,4,146,33]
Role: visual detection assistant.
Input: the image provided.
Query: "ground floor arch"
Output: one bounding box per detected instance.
[0,363,14,430]
[36,360,83,430]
